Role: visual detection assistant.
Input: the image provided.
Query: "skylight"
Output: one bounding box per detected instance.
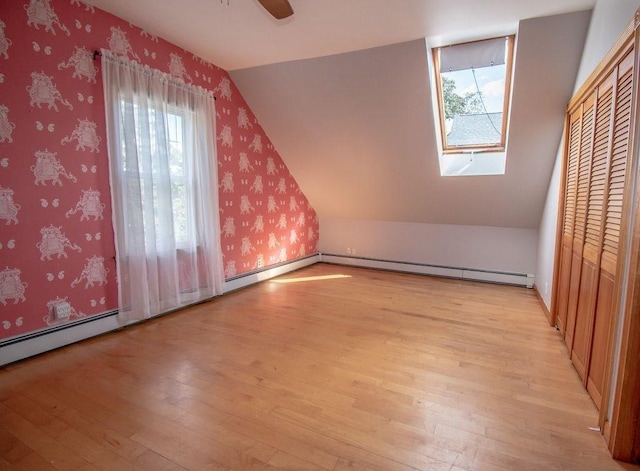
[431,35,515,176]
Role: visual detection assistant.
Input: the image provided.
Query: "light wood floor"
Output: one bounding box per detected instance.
[1,263,638,471]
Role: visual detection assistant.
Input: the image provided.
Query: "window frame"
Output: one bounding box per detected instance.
[432,35,515,154]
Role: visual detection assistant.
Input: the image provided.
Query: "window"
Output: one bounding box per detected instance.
[120,102,194,249]
[433,36,515,153]
[102,49,223,320]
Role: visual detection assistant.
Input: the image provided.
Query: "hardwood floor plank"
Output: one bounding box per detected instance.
[0,408,89,470]
[222,415,340,470]
[175,410,279,464]
[128,426,220,470]
[0,424,32,465]
[132,450,189,471]
[1,453,59,471]
[266,451,327,470]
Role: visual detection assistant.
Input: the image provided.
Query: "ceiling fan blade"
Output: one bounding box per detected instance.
[256,0,294,19]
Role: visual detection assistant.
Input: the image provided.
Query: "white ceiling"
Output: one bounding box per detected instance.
[86,0,596,71]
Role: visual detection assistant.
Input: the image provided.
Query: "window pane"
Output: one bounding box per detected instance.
[168,113,185,178]
[119,100,192,248]
[171,180,188,244]
[441,64,505,148]
[442,65,505,147]
[435,36,513,152]
[167,112,189,246]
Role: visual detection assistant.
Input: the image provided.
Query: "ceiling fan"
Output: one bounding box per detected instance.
[256,0,294,19]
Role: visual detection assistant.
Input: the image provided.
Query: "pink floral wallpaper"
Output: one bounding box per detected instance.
[0,0,319,341]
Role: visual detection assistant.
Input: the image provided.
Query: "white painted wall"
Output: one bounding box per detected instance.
[320,218,538,275]
[535,0,640,310]
[231,11,590,229]
[574,0,640,91]
[535,149,563,307]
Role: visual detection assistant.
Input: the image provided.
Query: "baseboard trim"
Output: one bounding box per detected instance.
[533,284,553,324]
[0,255,321,367]
[223,254,320,292]
[319,254,534,288]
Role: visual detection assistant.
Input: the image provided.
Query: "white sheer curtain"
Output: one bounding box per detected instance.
[101,49,223,321]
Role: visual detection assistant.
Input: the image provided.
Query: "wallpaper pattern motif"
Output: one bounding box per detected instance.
[0,0,319,340]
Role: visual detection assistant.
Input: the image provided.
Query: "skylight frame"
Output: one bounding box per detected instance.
[432,35,515,154]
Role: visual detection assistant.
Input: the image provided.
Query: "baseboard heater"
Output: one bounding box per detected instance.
[320,253,534,288]
[0,309,124,367]
[223,254,320,292]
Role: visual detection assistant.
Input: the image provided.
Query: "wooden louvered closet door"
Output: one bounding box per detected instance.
[571,73,614,382]
[564,94,595,351]
[554,41,635,411]
[585,51,634,406]
[555,109,582,335]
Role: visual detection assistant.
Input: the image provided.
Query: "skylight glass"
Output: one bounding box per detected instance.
[433,36,514,153]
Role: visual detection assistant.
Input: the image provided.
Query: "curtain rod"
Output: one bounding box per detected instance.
[92,50,216,100]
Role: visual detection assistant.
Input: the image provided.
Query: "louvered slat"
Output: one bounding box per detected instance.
[585,85,613,249]
[574,103,595,245]
[564,114,582,236]
[603,65,633,261]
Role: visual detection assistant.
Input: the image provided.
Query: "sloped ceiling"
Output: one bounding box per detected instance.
[86,0,595,71]
[231,10,592,228]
